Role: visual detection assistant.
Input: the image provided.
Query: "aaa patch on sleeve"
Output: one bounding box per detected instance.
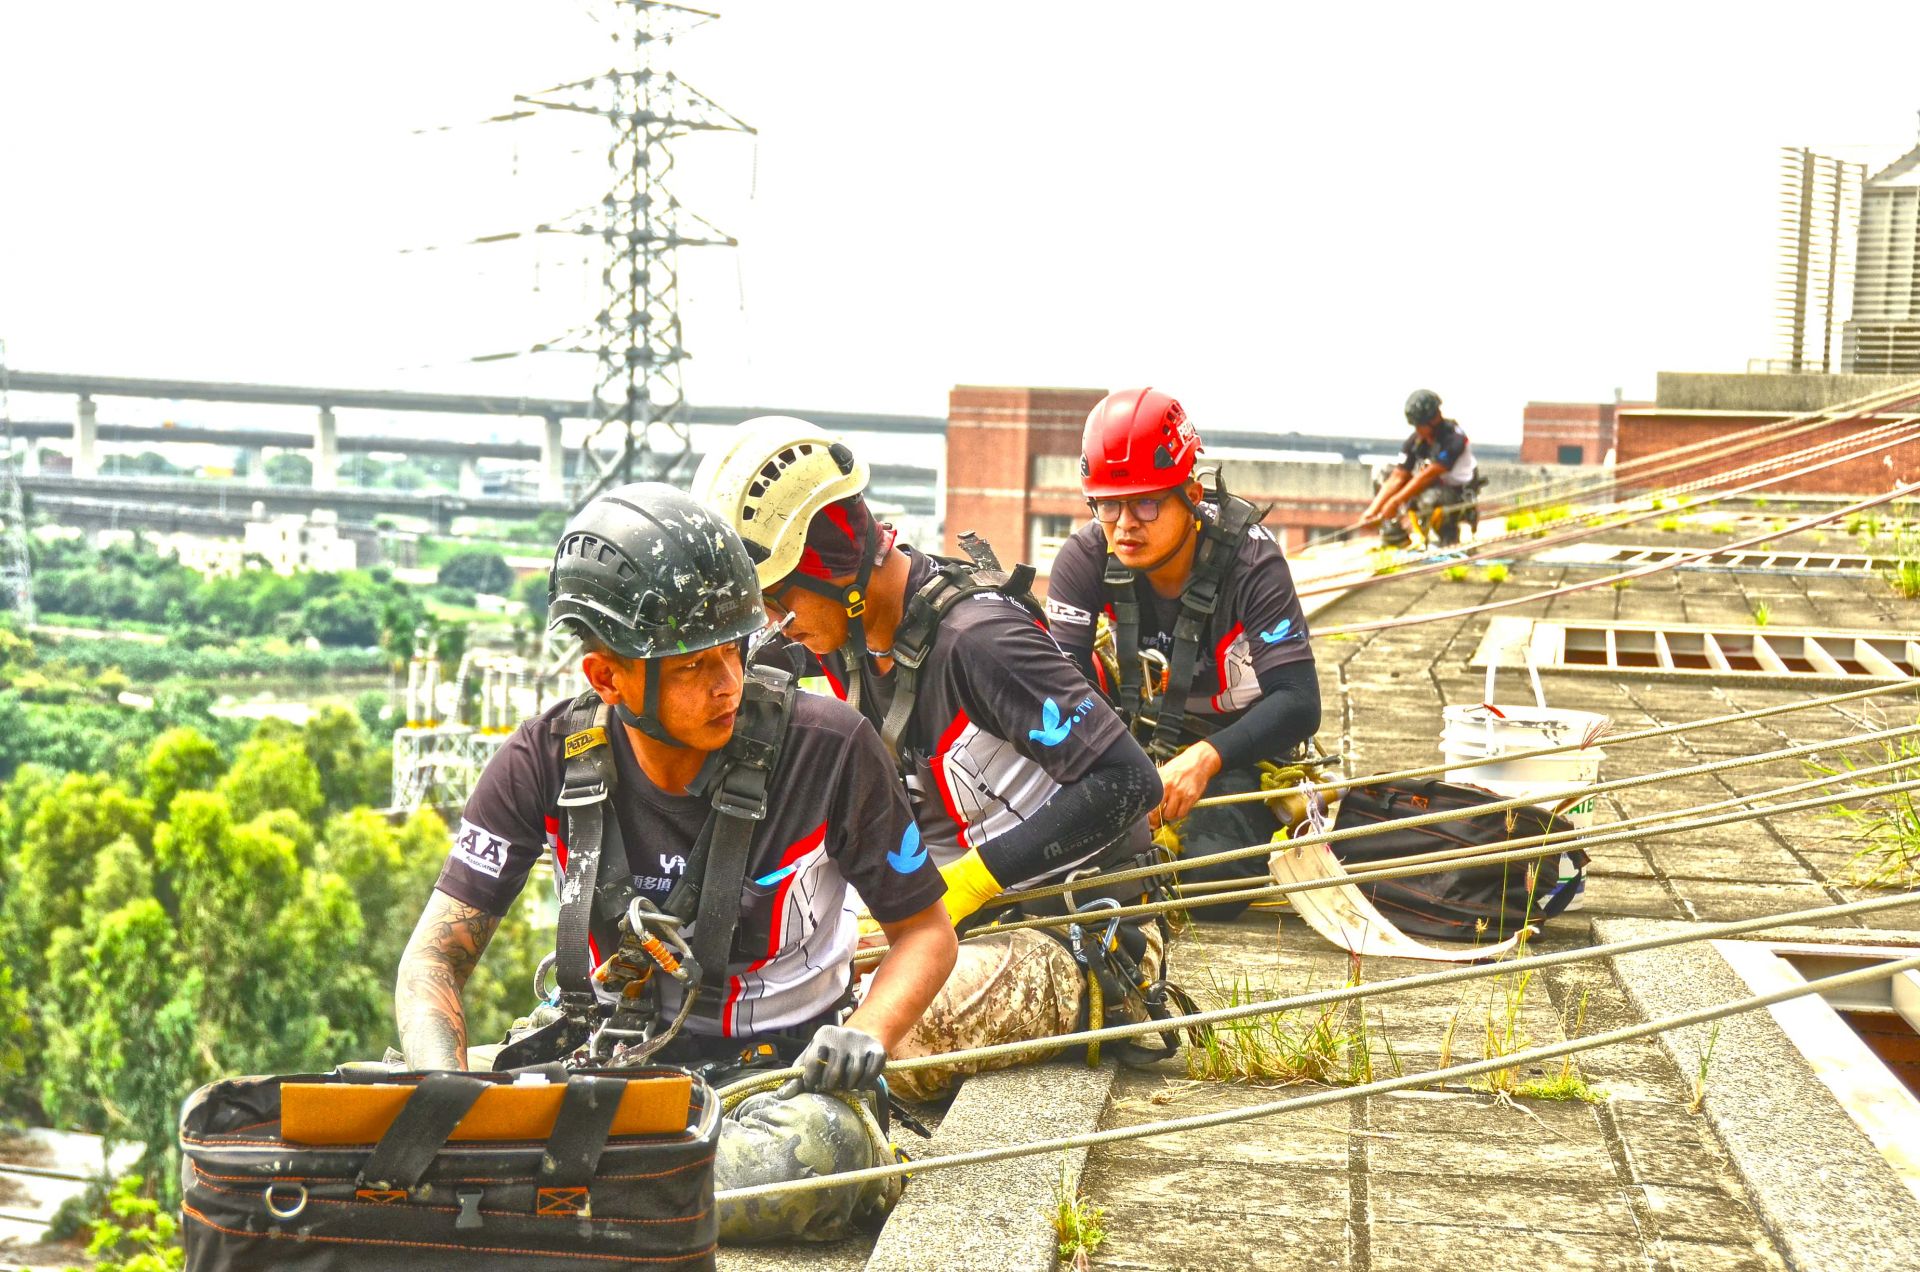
[452,819,511,878]
[1044,597,1093,627]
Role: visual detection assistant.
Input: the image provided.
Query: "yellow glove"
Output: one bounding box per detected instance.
[938,849,1004,927]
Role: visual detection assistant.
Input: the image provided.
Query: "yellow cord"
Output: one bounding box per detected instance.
[1084,971,1104,1067]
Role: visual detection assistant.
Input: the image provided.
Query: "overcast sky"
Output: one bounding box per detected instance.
[4,1,1920,446]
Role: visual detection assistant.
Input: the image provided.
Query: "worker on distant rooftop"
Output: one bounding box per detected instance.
[1361,389,1482,548]
[692,415,1179,1099]
[394,483,958,1242]
[1044,387,1323,920]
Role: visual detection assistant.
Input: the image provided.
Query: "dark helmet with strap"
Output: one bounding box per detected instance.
[1405,389,1442,428]
[547,482,765,744]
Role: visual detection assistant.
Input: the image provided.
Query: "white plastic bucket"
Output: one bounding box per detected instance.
[1439,704,1608,826]
[1440,703,1608,910]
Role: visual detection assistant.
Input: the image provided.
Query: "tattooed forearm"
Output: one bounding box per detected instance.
[394,890,502,1070]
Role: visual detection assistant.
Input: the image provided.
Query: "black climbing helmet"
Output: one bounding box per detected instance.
[548,483,765,742]
[1405,389,1442,428]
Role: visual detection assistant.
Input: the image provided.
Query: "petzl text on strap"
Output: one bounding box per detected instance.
[554,696,630,1007]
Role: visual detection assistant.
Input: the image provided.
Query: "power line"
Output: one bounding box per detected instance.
[515,2,757,503]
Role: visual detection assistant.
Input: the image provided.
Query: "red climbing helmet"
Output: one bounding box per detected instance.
[1079,387,1202,498]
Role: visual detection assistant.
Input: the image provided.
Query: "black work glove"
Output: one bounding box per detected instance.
[777,1024,887,1098]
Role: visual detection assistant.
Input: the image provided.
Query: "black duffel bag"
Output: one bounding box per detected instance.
[180,1064,720,1271]
[1328,778,1588,942]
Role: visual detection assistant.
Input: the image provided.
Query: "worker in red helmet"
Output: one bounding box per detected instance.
[1045,388,1323,920]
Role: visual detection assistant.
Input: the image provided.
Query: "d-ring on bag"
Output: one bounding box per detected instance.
[180,1065,720,1270]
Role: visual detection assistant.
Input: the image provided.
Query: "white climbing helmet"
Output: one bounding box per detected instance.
[690,415,871,589]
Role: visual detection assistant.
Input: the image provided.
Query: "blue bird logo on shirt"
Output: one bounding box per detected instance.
[1029,696,1094,747]
[887,822,928,874]
[1260,618,1302,645]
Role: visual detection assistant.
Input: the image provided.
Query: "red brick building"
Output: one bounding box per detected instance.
[1520,400,1639,466]
[1614,408,1920,494]
[942,385,1376,579]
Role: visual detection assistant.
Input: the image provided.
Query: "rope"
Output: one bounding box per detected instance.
[740,890,1920,1099]
[1314,475,1920,638]
[1307,397,1920,580]
[987,717,1920,912]
[1479,379,1920,519]
[1195,677,1920,809]
[919,769,1920,939]
[1300,414,1920,598]
[716,949,1920,1202]
[1167,747,1920,896]
[852,759,1919,964]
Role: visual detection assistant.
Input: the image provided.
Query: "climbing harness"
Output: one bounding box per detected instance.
[496,662,797,1070]
[871,531,1042,765]
[1100,470,1261,761]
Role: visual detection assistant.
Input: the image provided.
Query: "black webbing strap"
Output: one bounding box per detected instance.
[1148,493,1258,761]
[1102,553,1143,726]
[355,1073,488,1191]
[670,665,796,1026]
[554,696,618,1006]
[875,546,1037,767]
[536,1075,627,1189]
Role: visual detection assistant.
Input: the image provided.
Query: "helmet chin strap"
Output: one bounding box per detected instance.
[612,635,756,748]
[613,659,681,745]
[782,521,879,713]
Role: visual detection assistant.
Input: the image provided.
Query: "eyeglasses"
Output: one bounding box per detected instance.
[1087,495,1169,524]
[761,586,795,620]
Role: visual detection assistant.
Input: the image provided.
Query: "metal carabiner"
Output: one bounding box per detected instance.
[264,1182,308,1220]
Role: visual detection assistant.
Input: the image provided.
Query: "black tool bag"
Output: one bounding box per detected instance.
[180,1065,720,1271]
[1327,779,1587,942]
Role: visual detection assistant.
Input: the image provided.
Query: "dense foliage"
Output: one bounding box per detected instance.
[0,706,546,1201]
[436,549,515,597]
[28,534,427,651]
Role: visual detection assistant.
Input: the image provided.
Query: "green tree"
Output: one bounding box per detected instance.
[438,550,515,596]
[3,774,155,986]
[40,898,204,1183]
[140,726,225,817]
[299,591,381,646]
[303,706,388,814]
[264,451,314,485]
[215,735,323,823]
[517,571,550,623]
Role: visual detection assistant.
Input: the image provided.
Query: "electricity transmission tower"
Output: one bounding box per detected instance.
[0,340,33,626]
[518,1,755,506]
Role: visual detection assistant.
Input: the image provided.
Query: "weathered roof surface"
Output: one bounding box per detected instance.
[1085,524,1920,1270]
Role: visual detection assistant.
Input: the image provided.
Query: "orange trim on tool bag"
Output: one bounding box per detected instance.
[182,1204,718,1260]
[192,1167,709,1226]
[537,1187,591,1215]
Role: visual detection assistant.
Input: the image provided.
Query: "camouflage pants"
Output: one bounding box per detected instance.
[714,1079,901,1244]
[884,924,1164,1102]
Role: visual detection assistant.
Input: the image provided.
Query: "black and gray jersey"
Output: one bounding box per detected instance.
[1045,510,1314,729]
[436,692,943,1040]
[803,547,1150,886]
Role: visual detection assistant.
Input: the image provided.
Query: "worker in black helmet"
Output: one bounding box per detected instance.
[394,483,957,1242]
[1361,390,1483,548]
